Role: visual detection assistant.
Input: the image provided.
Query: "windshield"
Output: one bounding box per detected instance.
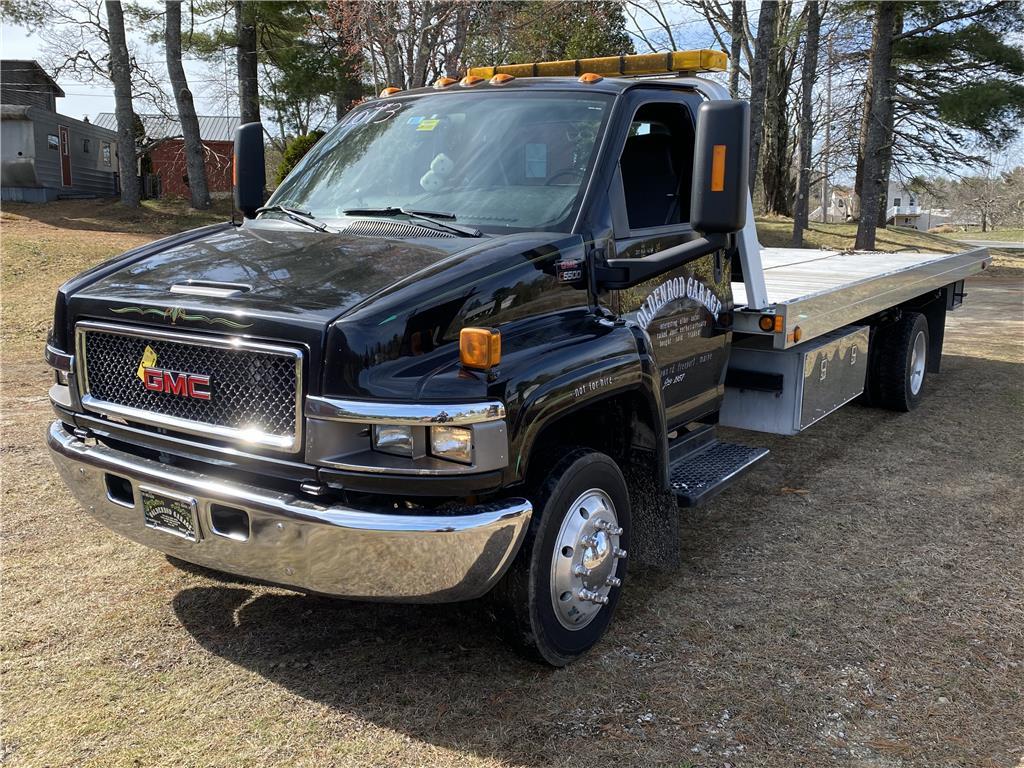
[267,91,613,234]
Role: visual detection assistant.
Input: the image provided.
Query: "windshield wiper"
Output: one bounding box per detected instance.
[255,204,329,232]
[342,207,482,238]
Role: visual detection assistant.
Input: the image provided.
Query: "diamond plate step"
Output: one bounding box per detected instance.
[669,440,769,507]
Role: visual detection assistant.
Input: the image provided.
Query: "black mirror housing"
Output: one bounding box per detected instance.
[233,122,265,219]
[690,100,750,234]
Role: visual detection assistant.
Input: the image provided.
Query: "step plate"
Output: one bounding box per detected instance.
[669,442,769,507]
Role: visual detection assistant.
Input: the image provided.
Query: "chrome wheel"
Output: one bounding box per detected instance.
[550,488,625,630]
[910,330,927,395]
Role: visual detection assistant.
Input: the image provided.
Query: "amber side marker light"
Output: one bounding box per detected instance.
[490,73,515,85]
[380,86,402,97]
[758,315,782,332]
[710,144,727,192]
[434,77,458,89]
[460,327,501,370]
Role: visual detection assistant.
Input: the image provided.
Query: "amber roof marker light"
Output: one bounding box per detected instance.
[380,86,402,97]
[490,73,515,85]
[459,75,485,87]
[578,73,603,84]
[434,76,458,89]
[468,49,728,80]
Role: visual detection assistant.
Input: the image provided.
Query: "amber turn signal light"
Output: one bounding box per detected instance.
[460,327,501,370]
[758,315,784,333]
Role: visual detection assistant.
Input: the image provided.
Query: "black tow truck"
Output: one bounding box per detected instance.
[46,50,989,665]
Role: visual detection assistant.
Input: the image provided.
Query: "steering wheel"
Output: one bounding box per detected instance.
[545,168,585,186]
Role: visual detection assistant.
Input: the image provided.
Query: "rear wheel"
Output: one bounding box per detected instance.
[868,312,930,411]
[491,448,630,666]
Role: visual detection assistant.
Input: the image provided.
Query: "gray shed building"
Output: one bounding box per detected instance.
[1,60,120,202]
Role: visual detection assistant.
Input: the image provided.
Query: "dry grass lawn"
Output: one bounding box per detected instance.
[2,201,1022,767]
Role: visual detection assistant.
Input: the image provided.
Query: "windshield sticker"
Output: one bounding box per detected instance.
[416,118,440,131]
[636,276,722,331]
[525,143,548,178]
[406,116,424,126]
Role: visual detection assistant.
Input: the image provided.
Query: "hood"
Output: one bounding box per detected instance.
[65,220,588,396]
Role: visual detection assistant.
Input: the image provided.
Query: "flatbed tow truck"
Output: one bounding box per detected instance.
[46,50,989,665]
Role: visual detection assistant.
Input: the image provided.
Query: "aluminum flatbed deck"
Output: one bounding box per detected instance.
[732,245,990,349]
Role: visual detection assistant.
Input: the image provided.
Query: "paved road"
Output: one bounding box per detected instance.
[961,239,1024,250]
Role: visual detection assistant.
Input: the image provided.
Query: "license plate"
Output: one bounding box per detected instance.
[141,486,199,542]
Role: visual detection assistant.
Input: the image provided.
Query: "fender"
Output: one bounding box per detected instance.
[496,318,669,488]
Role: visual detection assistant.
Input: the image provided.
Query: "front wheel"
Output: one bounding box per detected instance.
[490,448,631,666]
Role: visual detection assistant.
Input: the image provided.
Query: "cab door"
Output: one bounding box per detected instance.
[604,92,733,430]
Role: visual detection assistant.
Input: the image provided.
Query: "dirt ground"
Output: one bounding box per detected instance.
[1,201,1022,767]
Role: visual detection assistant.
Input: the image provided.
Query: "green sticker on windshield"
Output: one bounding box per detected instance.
[417,118,440,131]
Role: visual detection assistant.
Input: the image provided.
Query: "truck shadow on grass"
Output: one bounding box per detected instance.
[169,568,679,762]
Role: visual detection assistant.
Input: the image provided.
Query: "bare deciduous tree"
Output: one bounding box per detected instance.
[105,0,140,207]
[793,0,822,245]
[166,0,211,209]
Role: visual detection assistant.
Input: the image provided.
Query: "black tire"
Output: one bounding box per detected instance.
[490,448,631,667]
[868,312,930,412]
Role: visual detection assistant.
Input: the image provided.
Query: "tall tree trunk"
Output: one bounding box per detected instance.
[875,6,905,229]
[105,0,139,207]
[729,1,744,97]
[747,0,778,200]
[761,1,795,217]
[792,0,821,246]
[855,1,898,250]
[166,1,210,210]
[235,1,260,124]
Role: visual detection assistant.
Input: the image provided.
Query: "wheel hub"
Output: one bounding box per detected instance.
[910,330,927,395]
[550,488,625,630]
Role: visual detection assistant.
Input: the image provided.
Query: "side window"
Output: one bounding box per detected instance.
[83,138,91,153]
[102,143,111,166]
[619,102,695,231]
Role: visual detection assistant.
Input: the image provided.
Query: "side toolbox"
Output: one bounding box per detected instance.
[719,325,869,435]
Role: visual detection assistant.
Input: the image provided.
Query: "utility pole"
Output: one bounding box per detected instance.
[821,33,833,223]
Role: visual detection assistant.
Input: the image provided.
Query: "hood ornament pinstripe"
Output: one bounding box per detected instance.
[109,306,253,329]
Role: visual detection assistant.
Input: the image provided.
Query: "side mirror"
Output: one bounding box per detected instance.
[233,122,265,219]
[690,100,749,234]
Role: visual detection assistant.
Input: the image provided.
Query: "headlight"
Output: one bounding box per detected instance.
[55,369,70,386]
[372,424,414,457]
[430,425,473,464]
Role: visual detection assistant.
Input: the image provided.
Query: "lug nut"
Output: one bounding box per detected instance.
[595,520,623,535]
[605,576,622,588]
[577,588,609,605]
[574,564,592,578]
[613,547,627,559]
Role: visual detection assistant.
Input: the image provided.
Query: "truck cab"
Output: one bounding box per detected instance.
[46,51,989,666]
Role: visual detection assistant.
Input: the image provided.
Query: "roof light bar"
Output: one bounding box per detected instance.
[467,50,728,80]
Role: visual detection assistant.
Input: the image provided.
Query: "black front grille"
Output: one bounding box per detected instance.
[81,327,298,441]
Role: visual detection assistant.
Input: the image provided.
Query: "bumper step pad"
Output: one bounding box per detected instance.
[669,440,769,507]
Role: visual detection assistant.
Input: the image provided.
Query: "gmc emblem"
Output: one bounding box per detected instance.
[142,368,211,400]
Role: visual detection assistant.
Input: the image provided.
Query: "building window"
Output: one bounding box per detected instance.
[47,134,59,150]
[894,197,902,207]
[102,143,111,166]
[83,138,91,153]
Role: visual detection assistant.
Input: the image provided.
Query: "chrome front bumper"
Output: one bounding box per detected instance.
[47,421,532,602]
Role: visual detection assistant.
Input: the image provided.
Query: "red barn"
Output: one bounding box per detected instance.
[93,113,240,199]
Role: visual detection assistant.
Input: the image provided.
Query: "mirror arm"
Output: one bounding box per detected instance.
[595,233,729,290]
